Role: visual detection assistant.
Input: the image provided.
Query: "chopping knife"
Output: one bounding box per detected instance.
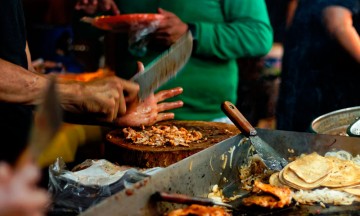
[221,101,287,171]
[152,191,239,211]
[16,76,62,168]
[130,31,193,101]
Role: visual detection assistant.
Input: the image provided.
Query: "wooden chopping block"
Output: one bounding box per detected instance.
[104,120,239,168]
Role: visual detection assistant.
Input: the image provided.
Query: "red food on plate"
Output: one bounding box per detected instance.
[89,13,164,31]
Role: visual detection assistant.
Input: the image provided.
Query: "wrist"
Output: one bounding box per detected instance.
[57,81,84,113]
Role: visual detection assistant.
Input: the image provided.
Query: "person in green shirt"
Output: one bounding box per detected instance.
[76,0,273,122]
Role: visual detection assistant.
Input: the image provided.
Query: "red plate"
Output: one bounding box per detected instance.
[91,13,164,32]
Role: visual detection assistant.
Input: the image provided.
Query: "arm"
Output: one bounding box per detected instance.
[286,0,298,28]
[0,58,46,105]
[155,0,272,60]
[195,0,273,59]
[323,6,360,63]
[0,58,139,122]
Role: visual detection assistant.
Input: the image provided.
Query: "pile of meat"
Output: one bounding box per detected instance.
[123,125,203,147]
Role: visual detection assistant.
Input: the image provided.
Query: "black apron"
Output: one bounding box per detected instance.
[0,0,33,164]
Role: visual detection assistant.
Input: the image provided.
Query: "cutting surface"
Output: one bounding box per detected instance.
[105,120,239,167]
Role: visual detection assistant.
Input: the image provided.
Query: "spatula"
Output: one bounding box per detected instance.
[152,191,239,211]
[221,101,287,171]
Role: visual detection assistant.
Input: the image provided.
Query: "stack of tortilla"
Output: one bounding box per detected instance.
[269,152,360,205]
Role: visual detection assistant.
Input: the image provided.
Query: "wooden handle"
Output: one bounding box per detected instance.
[153,192,214,206]
[221,101,257,136]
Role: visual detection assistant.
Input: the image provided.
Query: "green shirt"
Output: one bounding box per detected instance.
[111,0,273,121]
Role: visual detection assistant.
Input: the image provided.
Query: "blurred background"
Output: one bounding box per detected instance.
[23,0,296,129]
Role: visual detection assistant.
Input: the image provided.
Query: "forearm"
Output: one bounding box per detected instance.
[0,58,83,110]
[0,58,46,105]
[286,0,298,28]
[333,23,360,63]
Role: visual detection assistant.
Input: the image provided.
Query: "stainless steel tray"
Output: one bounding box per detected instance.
[80,129,360,216]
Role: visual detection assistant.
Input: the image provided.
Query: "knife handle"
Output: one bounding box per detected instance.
[221,101,257,136]
[153,192,215,206]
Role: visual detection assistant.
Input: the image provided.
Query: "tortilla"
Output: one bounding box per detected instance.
[269,172,287,187]
[321,156,360,188]
[339,188,360,196]
[289,152,333,183]
[282,164,328,190]
[278,169,287,185]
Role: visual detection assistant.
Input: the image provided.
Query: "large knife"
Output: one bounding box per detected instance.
[16,76,62,168]
[131,31,193,101]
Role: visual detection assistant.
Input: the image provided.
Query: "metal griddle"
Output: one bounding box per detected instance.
[80,129,360,216]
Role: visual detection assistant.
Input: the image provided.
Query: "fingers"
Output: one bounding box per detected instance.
[111,78,137,118]
[76,0,120,15]
[15,163,41,186]
[157,100,183,113]
[155,87,183,101]
[158,8,174,17]
[116,89,126,116]
[0,162,12,183]
[112,96,120,120]
[16,190,50,214]
[156,112,175,122]
[157,8,174,29]
[0,162,50,216]
[108,81,126,119]
[75,0,96,9]
[119,79,140,102]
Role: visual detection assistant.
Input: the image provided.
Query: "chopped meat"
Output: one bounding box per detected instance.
[123,125,203,147]
[242,195,279,208]
[165,204,231,216]
[242,180,292,208]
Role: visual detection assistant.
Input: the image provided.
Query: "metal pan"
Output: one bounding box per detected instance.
[80,129,360,216]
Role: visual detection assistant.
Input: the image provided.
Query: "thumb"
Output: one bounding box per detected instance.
[157,8,172,16]
[136,61,145,74]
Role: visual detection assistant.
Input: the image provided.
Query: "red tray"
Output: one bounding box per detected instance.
[90,13,164,32]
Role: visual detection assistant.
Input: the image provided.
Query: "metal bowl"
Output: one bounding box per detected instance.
[311,106,360,135]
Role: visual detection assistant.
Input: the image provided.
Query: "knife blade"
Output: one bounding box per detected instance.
[131,31,193,101]
[16,76,62,168]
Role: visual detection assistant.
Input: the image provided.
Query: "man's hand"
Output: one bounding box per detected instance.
[0,162,50,216]
[60,76,139,123]
[154,8,189,46]
[114,87,184,127]
[75,0,120,15]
